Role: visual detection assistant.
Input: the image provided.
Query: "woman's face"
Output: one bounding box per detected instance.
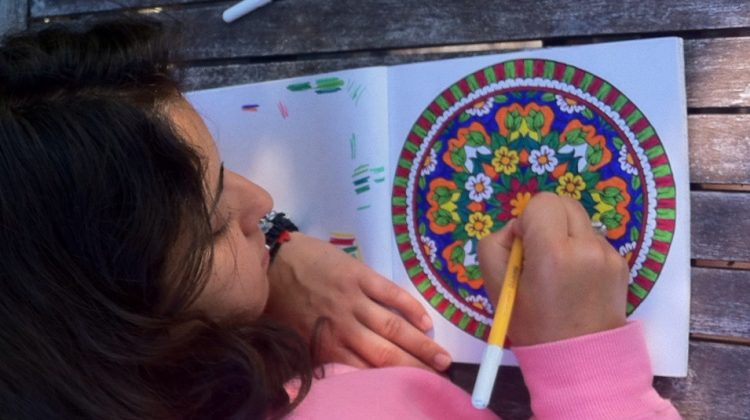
[168,98,273,320]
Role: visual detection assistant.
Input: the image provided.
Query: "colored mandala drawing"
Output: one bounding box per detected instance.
[391,59,676,341]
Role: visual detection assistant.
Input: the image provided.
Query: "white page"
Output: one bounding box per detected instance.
[387,38,690,376]
[187,67,393,277]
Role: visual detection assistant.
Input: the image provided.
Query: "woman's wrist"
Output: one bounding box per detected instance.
[259,211,299,262]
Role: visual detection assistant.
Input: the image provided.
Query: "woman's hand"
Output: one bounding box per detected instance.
[478,192,629,346]
[265,232,452,371]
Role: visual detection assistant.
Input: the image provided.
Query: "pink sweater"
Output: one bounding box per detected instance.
[286,321,680,419]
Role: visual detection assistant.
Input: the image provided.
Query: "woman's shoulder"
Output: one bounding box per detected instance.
[286,363,500,419]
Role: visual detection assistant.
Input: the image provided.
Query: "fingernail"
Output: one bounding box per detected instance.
[420,315,433,331]
[433,353,452,370]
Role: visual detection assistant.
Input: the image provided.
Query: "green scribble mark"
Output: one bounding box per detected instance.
[355,185,370,194]
[288,77,346,94]
[315,77,345,94]
[357,204,371,211]
[287,82,312,92]
[350,134,357,159]
[353,164,369,177]
[347,81,366,105]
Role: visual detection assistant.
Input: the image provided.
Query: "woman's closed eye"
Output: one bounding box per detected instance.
[212,211,231,239]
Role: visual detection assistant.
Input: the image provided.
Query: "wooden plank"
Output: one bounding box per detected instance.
[29,0,203,17]
[449,340,750,419]
[653,341,750,419]
[686,37,750,108]
[689,115,750,185]
[181,36,750,112]
[35,0,750,60]
[691,191,750,262]
[0,0,28,36]
[691,267,750,338]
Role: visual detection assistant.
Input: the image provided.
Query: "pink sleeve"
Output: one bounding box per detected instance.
[513,321,681,419]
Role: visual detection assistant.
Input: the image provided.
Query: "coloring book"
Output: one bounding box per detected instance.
[187,37,690,377]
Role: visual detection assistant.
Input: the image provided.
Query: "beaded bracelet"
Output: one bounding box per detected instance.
[259,211,299,261]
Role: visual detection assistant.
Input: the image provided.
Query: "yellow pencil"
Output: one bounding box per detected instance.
[471,236,524,409]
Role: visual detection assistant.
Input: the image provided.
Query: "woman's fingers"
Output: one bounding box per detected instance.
[477,218,517,303]
[352,301,452,371]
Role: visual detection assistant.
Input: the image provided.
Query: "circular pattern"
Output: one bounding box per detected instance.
[391,59,676,340]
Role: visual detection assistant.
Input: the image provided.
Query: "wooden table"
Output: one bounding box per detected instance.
[4,1,749,418]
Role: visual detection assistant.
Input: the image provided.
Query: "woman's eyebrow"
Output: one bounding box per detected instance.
[209,162,224,215]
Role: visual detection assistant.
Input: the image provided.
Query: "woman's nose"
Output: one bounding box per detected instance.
[225,170,274,237]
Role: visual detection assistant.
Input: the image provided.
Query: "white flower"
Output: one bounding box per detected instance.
[529,145,559,174]
[618,145,639,175]
[465,97,495,117]
[464,173,493,202]
[556,94,586,114]
[420,235,437,263]
[421,148,438,176]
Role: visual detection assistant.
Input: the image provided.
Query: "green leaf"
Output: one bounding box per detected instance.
[435,186,452,205]
[603,186,620,197]
[581,171,599,188]
[630,226,639,242]
[600,194,617,207]
[543,132,560,150]
[467,131,486,147]
[454,171,469,186]
[435,208,453,226]
[566,128,586,145]
[582,107,594,119]
[631,175,641,190]
[505,112,516,130]
[634,210,642,223]
[494,94,508,103]
[586,144,603,166]
[450,244,465,263]
[612,136,624,149]
[432,140,443,152]
[433,258,443,270]
[418,176,426,190]
[601,211,620,228]
[513,114,523,130]
[419,222,426,236]
[458,287,469,298]
[466,265,482,280]
[451,147,467,167]
[532,109,544,130]
[459,112,471,123]
[542,92,556,102]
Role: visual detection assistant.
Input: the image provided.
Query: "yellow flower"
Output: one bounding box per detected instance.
[465,212,493,239]
[556,172,586,200]
[491,146,519,175]
[510,191,532,216]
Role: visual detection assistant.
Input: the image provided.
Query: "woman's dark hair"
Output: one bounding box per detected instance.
[0,19,312,419]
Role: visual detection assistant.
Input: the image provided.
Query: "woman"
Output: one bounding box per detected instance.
[0,19,679,419]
